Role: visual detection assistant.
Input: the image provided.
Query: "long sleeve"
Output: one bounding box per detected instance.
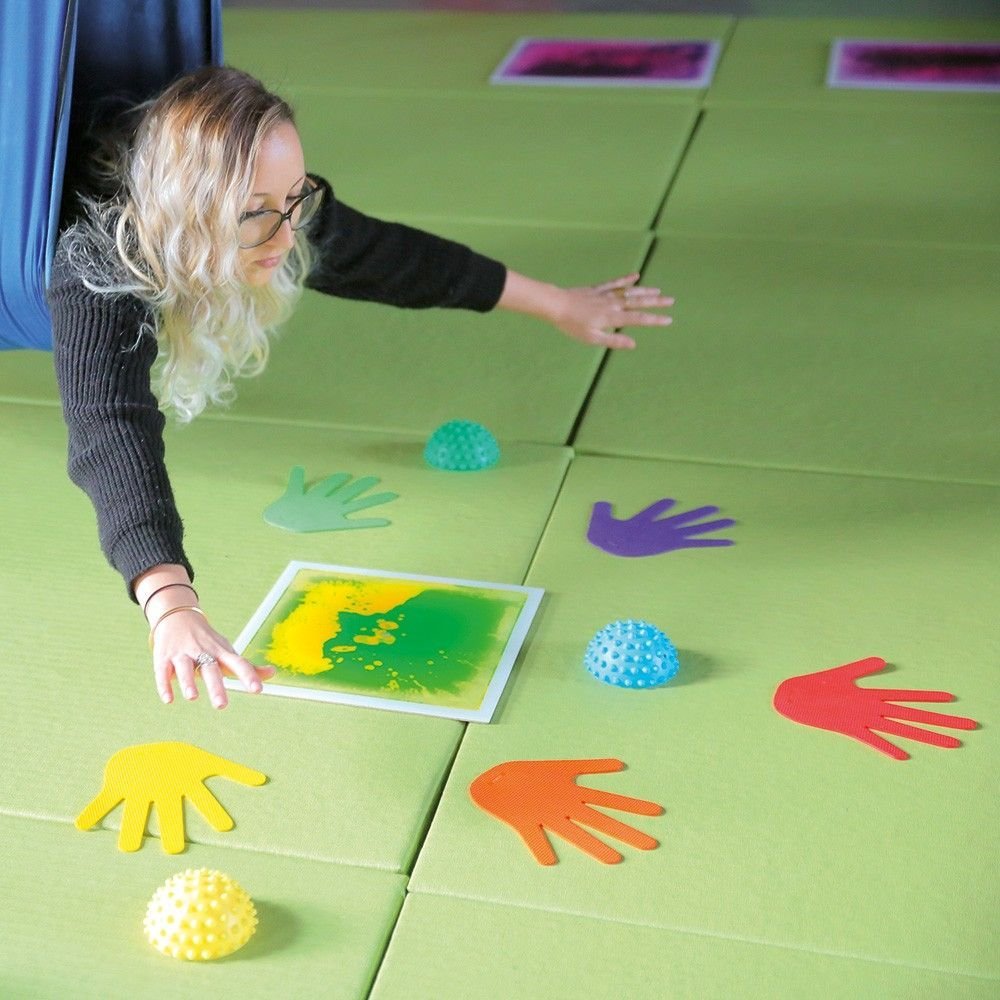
[304,175,507,312]
[47,246,193,599]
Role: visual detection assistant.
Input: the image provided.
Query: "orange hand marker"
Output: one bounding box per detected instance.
[469,758,664,866]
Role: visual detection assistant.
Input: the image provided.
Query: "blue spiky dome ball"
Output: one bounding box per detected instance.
[425,420,500,472]
[584,619,679,689]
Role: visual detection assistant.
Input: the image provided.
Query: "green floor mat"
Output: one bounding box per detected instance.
[0,350,57,405]
[576,235,1000,483]
[223,10,732,102]
[707,17,1000,111]
[408,455,999,976]
[289,88,697,229]
[656,105,1000,247]
[214,223,650,440]
[371,895,998,1000]
[0,815,405,999]
[0,402,570,870]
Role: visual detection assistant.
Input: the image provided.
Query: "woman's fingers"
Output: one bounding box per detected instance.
[602,330,637,350]
[597,285,674,342]
[581,313,670,349]
[592,272,640,294]
[618,308,673,327]
[195,656,229,709]
[623,293,674,307]
[219,649,274,696]
[591,275,674,305]
[174,652,200,700]
[157,651,274,711]
[154,657,176,704]
[555,275,675,350]
[151,610,277,708]
[191,650,275,709]
[597,306,672,347]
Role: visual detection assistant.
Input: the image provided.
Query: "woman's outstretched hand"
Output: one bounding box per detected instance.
[136,565,275,709]
[497,269,673,350]
[150,610,275,709]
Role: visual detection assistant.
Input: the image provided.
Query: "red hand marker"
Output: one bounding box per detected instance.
[773,657,978,761]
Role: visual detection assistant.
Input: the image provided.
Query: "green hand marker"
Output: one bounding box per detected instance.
[264,466,399,533]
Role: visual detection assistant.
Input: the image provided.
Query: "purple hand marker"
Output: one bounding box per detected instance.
[587,498,736,557]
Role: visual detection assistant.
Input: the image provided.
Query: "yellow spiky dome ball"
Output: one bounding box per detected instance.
[144,868,258,961]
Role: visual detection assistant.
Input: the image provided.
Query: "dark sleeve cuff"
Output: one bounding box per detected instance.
[109,524,196,603]
[455,253,507,313]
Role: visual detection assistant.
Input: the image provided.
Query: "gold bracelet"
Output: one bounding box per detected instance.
[141,582,198,620]
[148,605,206,649]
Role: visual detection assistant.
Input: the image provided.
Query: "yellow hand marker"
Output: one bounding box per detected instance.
[75,742,267,854]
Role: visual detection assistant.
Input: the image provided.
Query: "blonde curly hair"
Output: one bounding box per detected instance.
[64,66,314,422]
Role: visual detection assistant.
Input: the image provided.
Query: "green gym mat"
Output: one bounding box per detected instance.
[223,10,733,102]
[214,223,651,440]
[409,455,999,977]
[706,17,1000,111]
[0,814,405,999]
[370,895,998,1000]
[0,401,570,871]
[576,234,1000,484]
[0,350,56,405]
[656,105,1000,247]
[287,87,697,230]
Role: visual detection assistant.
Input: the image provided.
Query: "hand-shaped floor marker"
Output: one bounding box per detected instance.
[469,758,664,865]
[75,742,268,854]
[264,466,399,532]
[588,498,735,557]
[773,657,978,761]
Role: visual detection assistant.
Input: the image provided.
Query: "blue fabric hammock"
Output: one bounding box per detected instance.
[0,0,222,350]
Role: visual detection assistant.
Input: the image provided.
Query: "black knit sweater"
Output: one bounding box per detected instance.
[46,175,507,598]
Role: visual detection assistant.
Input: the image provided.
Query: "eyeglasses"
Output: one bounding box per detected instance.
[238,182,323,249]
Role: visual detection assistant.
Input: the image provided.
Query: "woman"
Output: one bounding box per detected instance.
[48,66,673,709]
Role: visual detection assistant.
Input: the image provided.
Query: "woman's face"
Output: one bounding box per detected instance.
[239,120,307,286]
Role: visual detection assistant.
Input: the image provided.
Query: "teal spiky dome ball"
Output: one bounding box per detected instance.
[425,420,500,472]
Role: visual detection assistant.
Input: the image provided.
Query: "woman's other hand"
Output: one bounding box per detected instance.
[497,270,673,350]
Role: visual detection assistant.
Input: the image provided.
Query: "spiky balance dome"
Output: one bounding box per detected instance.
[144,868,258,961]
[424,420,500,471]
[584,619,680,689]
